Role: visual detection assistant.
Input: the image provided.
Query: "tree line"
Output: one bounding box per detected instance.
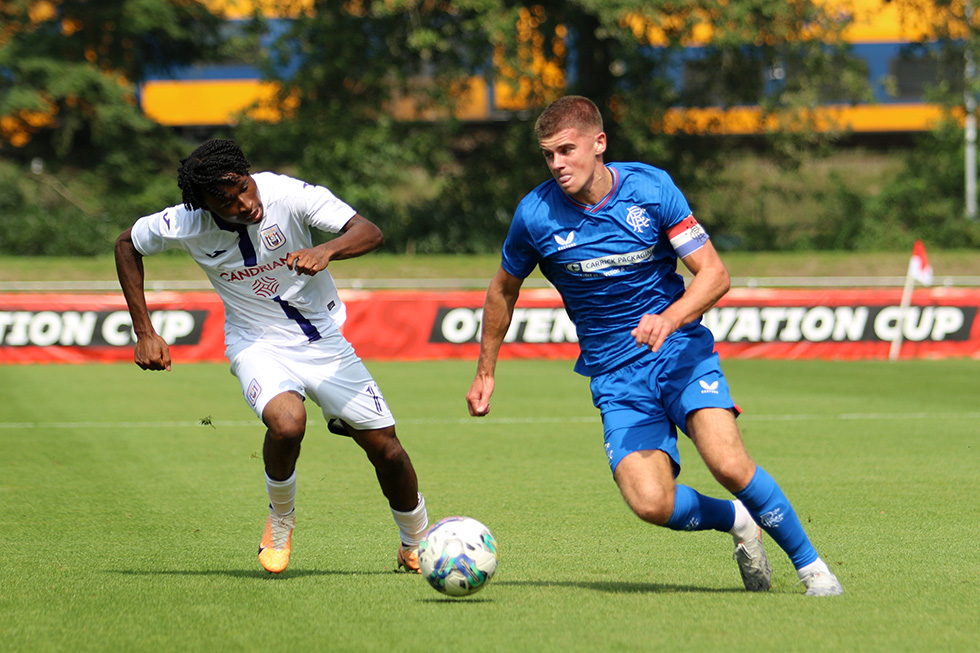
[2,0,979,256]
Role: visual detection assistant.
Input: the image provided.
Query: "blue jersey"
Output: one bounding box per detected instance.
[501,162,708,376]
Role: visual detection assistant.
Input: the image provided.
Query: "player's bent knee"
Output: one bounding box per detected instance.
[629,498,674,526]
[264,412,306,441]
[615,451,676,525]
[375,434,409,466]
[262,392,307,441]
[709,459,756,493]
[267,420,305,442]
[354,427,405,460]
[620,484,674,525]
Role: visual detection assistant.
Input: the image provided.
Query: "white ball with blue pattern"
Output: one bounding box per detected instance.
[418,516,498,597]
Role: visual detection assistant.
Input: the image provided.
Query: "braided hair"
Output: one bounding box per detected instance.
[177,139,251,211]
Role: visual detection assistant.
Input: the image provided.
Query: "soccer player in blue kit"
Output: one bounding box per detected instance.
[466,96,843,596]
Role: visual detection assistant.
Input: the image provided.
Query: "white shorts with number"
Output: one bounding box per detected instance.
[227,331,395,430]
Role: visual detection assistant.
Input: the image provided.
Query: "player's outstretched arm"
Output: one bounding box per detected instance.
[287,214,383,275]
[114,228,172,371]
[467,267,523,417]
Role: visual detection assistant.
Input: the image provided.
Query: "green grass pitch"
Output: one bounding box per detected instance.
[1,358,978,652]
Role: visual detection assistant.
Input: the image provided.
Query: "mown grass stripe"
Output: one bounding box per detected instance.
[4,411,979,429]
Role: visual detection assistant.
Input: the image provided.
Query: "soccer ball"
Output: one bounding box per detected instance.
[418,516,498,597]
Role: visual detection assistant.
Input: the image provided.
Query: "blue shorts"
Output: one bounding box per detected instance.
[589,325,737,475]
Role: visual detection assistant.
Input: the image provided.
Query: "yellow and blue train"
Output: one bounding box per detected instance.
[138,0,968,134]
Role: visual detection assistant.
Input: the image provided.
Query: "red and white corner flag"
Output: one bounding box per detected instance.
[908,239,933,286]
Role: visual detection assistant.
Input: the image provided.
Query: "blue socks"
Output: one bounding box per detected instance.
[734,466,819,569]
[666,485,736,532]
[662,468,820,571]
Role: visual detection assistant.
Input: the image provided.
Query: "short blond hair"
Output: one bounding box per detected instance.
[533,95,603,140]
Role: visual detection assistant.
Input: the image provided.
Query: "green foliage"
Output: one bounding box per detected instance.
[234,1,511,253]
[860,125,980,249]
[2,0,980,255]
[687,136,980,253]
[0,155,184,255]
[1,0,222,157]
[810,124,980,251]
[229,0,880,254]
[0,1,228,254]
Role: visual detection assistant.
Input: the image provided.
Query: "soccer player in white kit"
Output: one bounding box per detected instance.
[114,139,429,574]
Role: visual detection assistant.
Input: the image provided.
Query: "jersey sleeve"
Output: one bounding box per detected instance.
[659,172,709,259]
[658,172,694,228]
[129,206,189,257]
[292,178,357,233]
[500,205,540,279]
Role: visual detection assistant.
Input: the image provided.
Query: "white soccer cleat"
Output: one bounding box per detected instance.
[732,526,773,592]
[798,559,844,596]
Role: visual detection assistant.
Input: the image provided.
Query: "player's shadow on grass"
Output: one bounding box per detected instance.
[111,568,393,580]
[496,579,743,594]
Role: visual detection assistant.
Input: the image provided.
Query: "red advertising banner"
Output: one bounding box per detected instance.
[0,293,226,364]
[342,289,577,361]
[2,287,979,364]
[706,287,980,360]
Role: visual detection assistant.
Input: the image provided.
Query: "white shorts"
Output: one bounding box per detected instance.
[227,331,395,430]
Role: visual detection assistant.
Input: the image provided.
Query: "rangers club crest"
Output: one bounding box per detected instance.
[260,225,286,251]
[625,205,651,233]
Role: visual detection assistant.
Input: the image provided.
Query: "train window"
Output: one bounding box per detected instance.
[681,50,766,106]
[781,54,870,104]
[888,51,963,100]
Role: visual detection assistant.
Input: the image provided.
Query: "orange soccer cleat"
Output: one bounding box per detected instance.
[397,545,420,574]
[258,507,295,574]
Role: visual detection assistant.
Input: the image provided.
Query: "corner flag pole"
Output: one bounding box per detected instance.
[889,240,933,361]
[967,0,979,220]
[888,269,916,361]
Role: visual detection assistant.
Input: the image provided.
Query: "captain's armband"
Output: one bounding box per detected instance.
[667,215,709,258]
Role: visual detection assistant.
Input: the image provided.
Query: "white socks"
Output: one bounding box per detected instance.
[266,476,426,546]
[391,493,429,547]
[266,471,297,516]
[729,500,757,542]
[797,557,830,578]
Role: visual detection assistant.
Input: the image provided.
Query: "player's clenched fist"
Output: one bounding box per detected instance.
[466,376,495,417]
[134,333,172,371]
[287,248,329,276]
[631,313,678,353]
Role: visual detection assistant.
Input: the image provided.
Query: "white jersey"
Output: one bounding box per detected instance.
[130,171,356,349]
